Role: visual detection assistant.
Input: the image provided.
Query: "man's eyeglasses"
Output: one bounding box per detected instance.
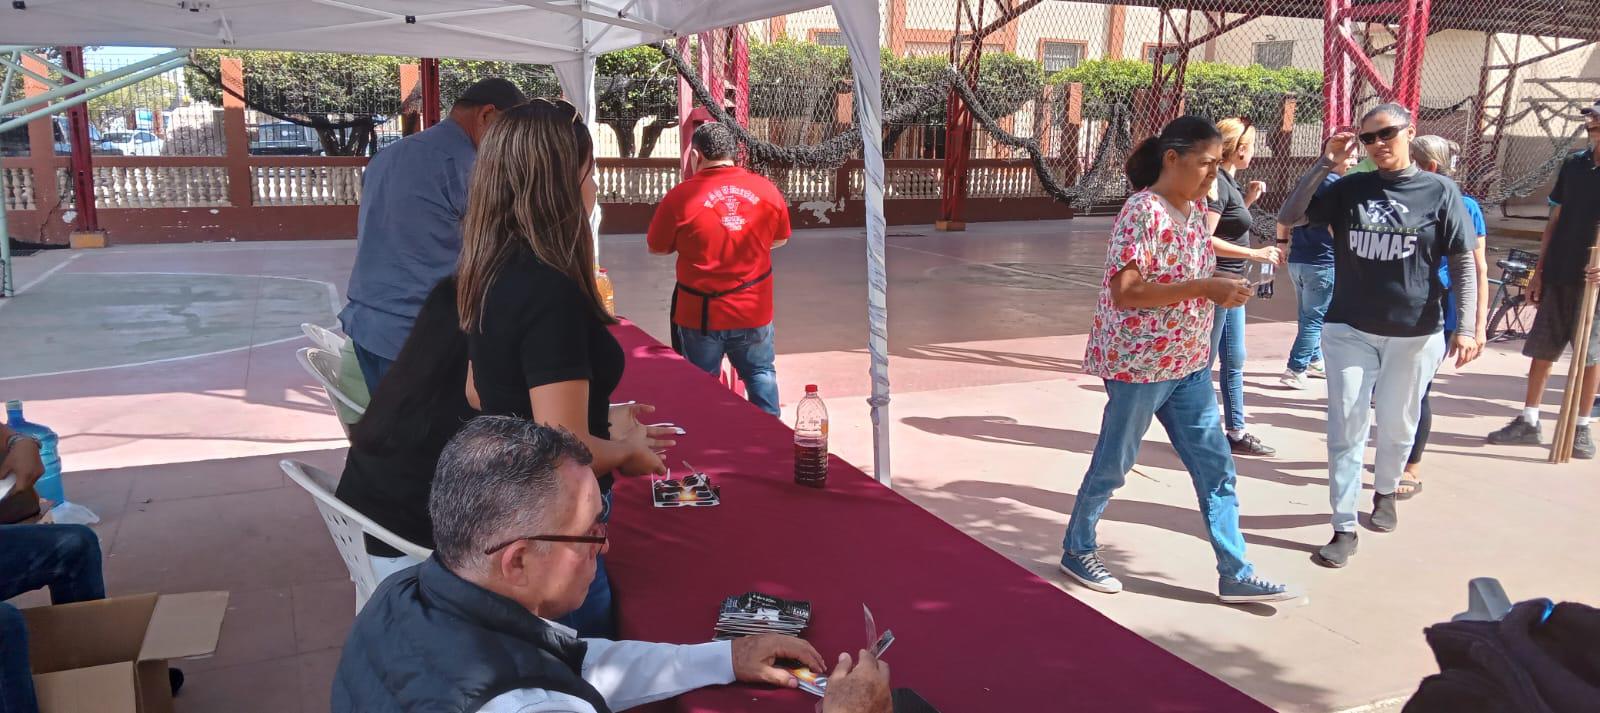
[483,522,607,556]
[1359,123,1409,145]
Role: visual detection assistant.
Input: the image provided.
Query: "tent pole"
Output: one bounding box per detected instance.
[832,0,890,485]
[1,190,12,298]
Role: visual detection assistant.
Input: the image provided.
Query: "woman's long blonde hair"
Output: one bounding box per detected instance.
[456,98,613,332]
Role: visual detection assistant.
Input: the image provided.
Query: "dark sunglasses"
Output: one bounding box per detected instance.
[483,522,607,556]
[1359,123,1409,145]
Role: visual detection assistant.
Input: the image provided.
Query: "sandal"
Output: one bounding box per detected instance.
[1396,478,1423,500]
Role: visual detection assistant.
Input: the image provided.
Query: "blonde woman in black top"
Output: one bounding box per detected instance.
[1205,117,1285,457]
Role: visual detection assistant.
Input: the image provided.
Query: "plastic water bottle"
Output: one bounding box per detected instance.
[5,400,97,524]
[596,268,616,317]
[793,385,829,488]
[7,400,63,503]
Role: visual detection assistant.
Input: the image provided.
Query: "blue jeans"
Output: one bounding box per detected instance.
[1208,303,1248,433]
[677,324,781,417]
[553,490,615,639]
[1062,368,1254,581]
[0,524,106,713]
[351,341,393,396]
[1287,263,1335,373]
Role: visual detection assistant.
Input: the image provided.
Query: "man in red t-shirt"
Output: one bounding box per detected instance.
[648,122,791,416]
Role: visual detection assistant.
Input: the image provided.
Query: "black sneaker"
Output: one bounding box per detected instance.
[1487,417,1541,445]
[1575,425,1596,460]
[1228,432,1277,457]
[1313,531,1358,568]
[1370,492,1398,532]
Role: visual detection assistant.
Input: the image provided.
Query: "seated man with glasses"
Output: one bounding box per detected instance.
[332,415,892,713]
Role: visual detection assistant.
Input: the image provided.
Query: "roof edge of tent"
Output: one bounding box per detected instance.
[1,0,840,64]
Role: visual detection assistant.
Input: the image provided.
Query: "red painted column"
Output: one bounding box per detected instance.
[58,47,98,233]
[421,58,441,128]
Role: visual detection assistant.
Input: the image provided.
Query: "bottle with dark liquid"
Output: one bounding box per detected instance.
[793,385,829,488]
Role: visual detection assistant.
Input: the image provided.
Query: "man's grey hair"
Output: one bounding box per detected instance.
[1362,102,1413,126]
[429,416,594,570]
[691,121,738,162]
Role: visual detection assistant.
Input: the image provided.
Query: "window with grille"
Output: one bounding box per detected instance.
[1041,41,1085,72]
[815,31,846,47]
[1143,45,1181,66]
[1254,40,1294,69]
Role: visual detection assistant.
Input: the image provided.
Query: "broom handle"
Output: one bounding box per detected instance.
[1551,244,1600,462]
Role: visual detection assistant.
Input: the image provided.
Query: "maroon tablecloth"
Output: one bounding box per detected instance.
[605,323,1270,712]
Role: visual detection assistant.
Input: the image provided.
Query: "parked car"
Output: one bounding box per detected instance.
[99,130,164,156]
[1,116,106,156]
[251,122,322,155]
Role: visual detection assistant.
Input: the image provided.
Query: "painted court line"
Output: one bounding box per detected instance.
[0,270,342,381]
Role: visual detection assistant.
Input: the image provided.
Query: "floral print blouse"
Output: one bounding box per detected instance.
[1083,190,1217,384]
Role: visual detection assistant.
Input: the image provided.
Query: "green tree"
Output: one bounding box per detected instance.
[594,45,676,158]
[749,39,851,122]
[881,50,1046,156]
[1050,58,1323,125]
[186,49,405,155]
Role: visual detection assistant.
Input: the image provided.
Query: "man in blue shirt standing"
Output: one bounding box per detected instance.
[340,78,528,392]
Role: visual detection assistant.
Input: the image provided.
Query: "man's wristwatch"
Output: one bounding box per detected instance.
[4,432,39,453]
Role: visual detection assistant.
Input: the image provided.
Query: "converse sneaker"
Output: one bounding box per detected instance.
[1280,369,1309,391]
[1306,361,1328,379]
[1487,417,1542,446]
[1228,432,1277,457]
[1575,425,1596,460]
[1218,575,1299,604]
[1059,551,1123,594]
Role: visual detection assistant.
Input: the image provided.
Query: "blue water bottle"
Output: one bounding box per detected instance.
[6,399,64,505]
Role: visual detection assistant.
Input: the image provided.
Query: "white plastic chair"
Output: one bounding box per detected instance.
[297,346,366,436]
[280,459,432,611]
[301,322,347,354]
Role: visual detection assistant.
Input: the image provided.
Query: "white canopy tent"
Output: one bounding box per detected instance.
[0,0,893,483]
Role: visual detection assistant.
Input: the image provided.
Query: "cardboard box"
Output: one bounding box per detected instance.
[21,592,229,713]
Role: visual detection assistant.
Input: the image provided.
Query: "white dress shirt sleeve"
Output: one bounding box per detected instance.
[475,639,734,713]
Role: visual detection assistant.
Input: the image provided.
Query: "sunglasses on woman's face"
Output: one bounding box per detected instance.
[1359,123,1409,145]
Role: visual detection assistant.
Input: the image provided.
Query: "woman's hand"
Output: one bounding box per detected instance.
[1203,277,1253,308]
[1252,245,1285,266]
[1244,180,1268,206]
[1324,132,1358,164]
[1448,333,1483,368]
[619,445,668,477]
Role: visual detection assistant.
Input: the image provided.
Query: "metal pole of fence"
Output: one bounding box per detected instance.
[1,188,11,297]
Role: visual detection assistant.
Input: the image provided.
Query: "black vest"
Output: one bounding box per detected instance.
[331,557,613,713]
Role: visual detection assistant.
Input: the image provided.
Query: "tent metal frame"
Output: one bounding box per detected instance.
[1,47,190,297]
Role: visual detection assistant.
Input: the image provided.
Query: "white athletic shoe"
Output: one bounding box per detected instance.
[1280,369,1310,391]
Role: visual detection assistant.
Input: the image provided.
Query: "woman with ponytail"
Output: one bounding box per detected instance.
[1061,116,1299,604]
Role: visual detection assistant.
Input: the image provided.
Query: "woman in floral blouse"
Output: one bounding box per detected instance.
[1061,116,1298,604]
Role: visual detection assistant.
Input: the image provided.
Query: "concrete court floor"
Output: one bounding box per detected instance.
[0,221,1594,713]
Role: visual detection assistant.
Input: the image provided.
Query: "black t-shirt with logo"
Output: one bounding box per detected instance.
[1305,167,1476,337]
[1545,149,1600,285]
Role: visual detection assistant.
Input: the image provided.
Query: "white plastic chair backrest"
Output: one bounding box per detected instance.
[301,323,347,354]
[279,459,432,611]
[297,347,366,434]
